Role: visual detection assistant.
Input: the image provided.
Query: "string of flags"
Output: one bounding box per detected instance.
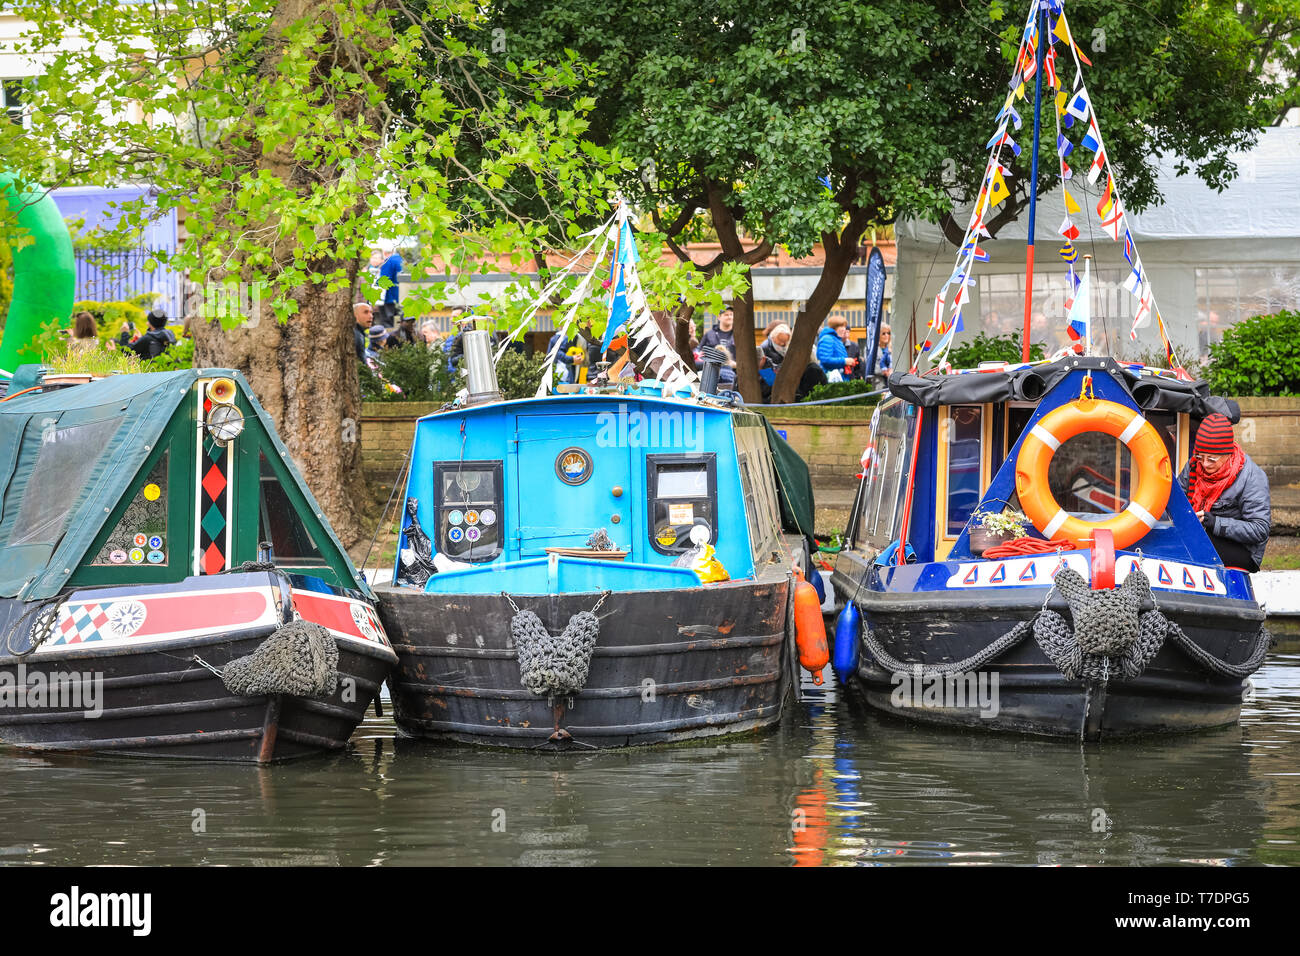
[915,0,1184,374]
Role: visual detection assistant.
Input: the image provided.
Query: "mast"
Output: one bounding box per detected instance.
[1021,4,1047,362]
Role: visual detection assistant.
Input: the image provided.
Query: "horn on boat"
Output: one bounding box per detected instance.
[206,377,238,405]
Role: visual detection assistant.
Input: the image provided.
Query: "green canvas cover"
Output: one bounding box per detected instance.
[763,418,816,539]
[0,368,369,601]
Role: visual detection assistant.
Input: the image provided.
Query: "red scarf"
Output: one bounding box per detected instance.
[1189,444,1245,514]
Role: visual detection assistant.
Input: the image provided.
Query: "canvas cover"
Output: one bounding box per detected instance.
[0,368,368,601]
[763,418,816,539]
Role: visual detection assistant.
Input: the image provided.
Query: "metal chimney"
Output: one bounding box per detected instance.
[462,329,503,406]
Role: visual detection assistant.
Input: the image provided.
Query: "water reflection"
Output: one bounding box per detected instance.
[0,655,1295,866]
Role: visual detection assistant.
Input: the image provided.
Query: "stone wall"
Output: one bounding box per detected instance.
[753,404,874,493]
[360,402,442,483]
[1235,397,1300,487]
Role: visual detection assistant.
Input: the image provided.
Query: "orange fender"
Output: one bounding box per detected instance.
[793,569,829,684]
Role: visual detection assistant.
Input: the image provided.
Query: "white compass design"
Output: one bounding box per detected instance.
[105,600,148,638]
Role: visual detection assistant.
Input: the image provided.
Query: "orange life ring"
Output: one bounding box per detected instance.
[1014,398,1172,550]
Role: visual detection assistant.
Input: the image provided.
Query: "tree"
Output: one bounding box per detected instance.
[1240,2,1300,125]
[1,0,617,542]
[477,0,1275,401]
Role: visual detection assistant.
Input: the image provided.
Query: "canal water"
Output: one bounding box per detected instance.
[2,649,1296,867]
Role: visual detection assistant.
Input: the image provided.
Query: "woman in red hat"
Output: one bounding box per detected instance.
[1179,413,1271,572]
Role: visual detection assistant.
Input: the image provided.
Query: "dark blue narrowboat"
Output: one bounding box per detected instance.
[374,335,824,749]
[830,360,1270,740]
[0,368,397,762]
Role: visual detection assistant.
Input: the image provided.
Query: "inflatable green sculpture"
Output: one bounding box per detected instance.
[0,172,76,378]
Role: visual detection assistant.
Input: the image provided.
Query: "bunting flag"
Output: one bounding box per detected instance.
[987,165,1011,206]
[1056,133,1073,159]
[1064,188,1080,215]
[1131,291,1153,339]
[1060,157,1072,180]
[1123,229,1136,266]
[1100,200,1125,240]
[1045,48,1058,88]
[961,239,990,262]
[1087,149,1106,185]
[1059,242,1078,263]
[1123,259,1145,297]
[1058,215,1079,240]
[1066,267,1090,344]
[1081,117,1102,153]
[1065,78,1090,124]
[1096,175,1115,218]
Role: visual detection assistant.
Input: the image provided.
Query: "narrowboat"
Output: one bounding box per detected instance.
[0,367,397,762]
[374,333,826,749]
[829,0,1271,739]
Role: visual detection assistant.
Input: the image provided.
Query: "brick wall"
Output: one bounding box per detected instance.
[755,404,874,492]
[360,402,442,482]
[1235,397,1300,487]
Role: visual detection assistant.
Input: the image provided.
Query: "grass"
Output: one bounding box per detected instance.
[1262,537,1300,571]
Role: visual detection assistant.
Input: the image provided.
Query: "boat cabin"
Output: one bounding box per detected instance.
[0,368,367,602]
[847,357,1228,569]
[393,389,808,594]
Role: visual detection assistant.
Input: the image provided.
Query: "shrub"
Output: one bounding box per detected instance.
[1205,311,1300,397]
[143,336,194,371]
[495,348,549,400]
[803,377,880,405]
[359,344,459,403]
[946,331,1046,368]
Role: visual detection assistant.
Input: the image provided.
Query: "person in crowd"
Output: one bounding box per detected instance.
[376,246,403,326]
[122,307,177,360]
[420,320,441,347]
[353,301,374,360]
[1180,413,1271,572]
[816,314,856,381]
[385,314,419,348]
[69,310,99,354]
[843,326,865,380]
[548,329,577,384]
[761,322,791,370]
[442,312,474,372]
[875,323,893,378]
[698,305,738,384]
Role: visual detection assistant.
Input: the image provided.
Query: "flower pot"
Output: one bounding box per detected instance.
[970,527,1014,556]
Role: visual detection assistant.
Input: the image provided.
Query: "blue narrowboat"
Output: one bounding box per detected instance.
[831,358,1270,739]
[374,336,824,749]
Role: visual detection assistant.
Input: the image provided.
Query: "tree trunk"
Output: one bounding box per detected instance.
[706,182,768,403]
[770,211,871,404]
[674,303,696,367]
[191,0,387,547]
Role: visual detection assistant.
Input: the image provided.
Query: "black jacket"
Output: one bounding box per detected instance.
[127,327,176,360]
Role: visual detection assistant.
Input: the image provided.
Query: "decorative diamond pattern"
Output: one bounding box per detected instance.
[202,462,228,501]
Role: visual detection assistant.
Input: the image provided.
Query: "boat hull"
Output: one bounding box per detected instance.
[376,575,797,749]
[832,552,1267,740]
[0,574,398,763]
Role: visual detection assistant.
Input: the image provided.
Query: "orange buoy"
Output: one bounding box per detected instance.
[793,569,829,685]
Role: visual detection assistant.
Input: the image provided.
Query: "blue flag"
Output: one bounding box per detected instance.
[601,218,640,352]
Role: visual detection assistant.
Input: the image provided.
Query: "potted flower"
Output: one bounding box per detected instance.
[968,507,1029,556]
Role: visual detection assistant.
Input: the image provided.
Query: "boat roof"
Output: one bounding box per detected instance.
[887,355,1237,420]
[416,387,757,424]
[0,368,364,601]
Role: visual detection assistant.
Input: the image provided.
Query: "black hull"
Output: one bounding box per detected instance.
[0,630,396,763]
[832,553,1267,740]
[376,574,797,749]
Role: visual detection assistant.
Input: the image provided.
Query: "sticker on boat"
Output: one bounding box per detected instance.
[946,554,1226,594]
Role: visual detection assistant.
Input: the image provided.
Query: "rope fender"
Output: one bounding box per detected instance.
[505,591,609,703]
[861,567,1271,683]
[221,619,339,698]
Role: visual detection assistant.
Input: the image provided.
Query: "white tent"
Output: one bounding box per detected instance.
[894,127,1300,363]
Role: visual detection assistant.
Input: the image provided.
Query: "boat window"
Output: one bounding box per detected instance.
[647,453,717,555]
[944,405,984,537]
[432,460,503,562]
[861,399,908,546]
[8,416,122,547]
[92,452,169,566]
[258,451,326,565]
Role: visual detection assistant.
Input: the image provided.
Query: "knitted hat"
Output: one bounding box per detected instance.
[1194,414,1235,456]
